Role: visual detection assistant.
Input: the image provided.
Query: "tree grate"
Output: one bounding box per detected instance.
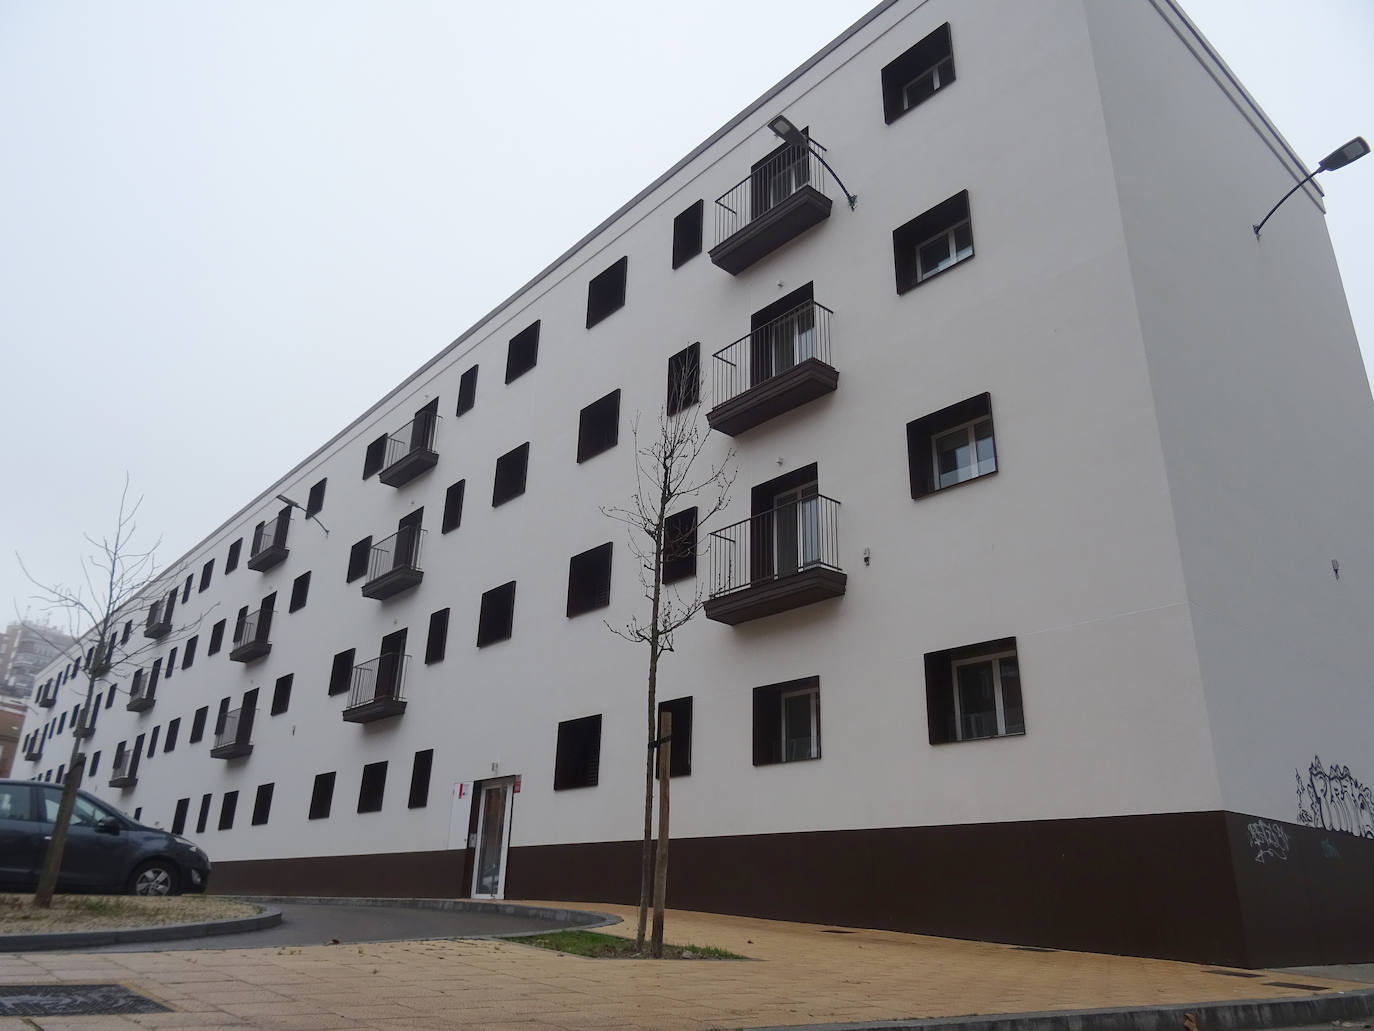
[0,984,171,1017]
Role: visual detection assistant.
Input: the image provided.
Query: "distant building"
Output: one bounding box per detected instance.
[0,700,24,777]
[0,621,72,702]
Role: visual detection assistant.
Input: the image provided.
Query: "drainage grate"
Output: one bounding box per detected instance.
[820,929,857,934]
[1203,969,1264,978]
[0,984,171,1017]
[1012,946,1057,953]
[1263,981,1331,991]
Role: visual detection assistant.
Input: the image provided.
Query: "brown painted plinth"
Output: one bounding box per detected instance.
[379,448,439,488]
[704,566,847,624]
[209,740,253,760]
[246,544,287,572]
[342,696,406,723]
[361,566,423,601]
[229,639,271,663]
[125,694,154,712]
[709,186,833,275]
[707,358,839,437]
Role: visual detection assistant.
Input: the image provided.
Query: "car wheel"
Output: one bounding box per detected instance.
[128,860,179,897]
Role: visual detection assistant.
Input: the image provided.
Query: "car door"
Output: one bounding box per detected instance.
[0,784,40,888]
[39,786,132,891]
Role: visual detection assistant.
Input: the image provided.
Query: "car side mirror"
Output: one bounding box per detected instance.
[94,817,121,835]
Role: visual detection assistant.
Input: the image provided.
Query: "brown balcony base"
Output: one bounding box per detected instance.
[230,640,271,663]
[343,696,407,724]
[37,696,54,709]
[709,186,832,275]
[704,566,848,625]
[23,751,42,763]
[74,726,94,739]
[707,358,839,436]
[361,566,424,601]
[379,448,438,487]
[126,695,154,713]
[247,544,288,572]
[109,774,137,789]
[143,621,171,640]
[210,740,254,760]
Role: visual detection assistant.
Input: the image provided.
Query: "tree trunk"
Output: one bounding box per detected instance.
[34,750,86,908]
[637,506,667,950]
[651,710,671,958]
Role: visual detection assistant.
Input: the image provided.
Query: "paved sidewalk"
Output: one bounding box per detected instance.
[0,900,1366,1030]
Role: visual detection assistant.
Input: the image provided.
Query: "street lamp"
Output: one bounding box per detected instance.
[768,114,858,211]
[275,494,329,536]
[1253,136,1368,238]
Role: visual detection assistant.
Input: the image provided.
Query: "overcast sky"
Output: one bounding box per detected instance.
[2,0,1371,622]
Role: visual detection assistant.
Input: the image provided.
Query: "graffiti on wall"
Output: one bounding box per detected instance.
[1246,819,1291,863]
[1295,756,1374,838]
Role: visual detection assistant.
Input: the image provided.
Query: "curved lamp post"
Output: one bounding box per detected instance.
[1253,136,1368,238]
[768,114,858,210]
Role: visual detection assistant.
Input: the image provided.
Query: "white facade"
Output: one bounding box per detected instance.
[18,0,1374,966]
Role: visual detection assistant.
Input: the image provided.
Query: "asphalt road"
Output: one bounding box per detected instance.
[63,901,584,953]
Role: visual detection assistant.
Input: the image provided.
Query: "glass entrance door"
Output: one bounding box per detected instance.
[471,778,514,899]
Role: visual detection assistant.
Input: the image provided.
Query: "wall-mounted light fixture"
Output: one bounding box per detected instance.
[275,494,330,536]
[768,114,859,210]
[1253,137,1368,237]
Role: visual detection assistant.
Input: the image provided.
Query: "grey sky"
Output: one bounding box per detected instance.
[2,0,1371,621]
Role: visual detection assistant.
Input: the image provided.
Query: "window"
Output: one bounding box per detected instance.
[182,635,197,669]
[671,200,703,269]
[925,638,1024,744]
[218,791,238,831]
[146,725,160,758]
[408,749,433,809]
[226,538,242,573]
[881,22,955,123]
[198,559,213,593]
[363,434,387,479]
[105,688,115,710]
[347,537,372,583]
[425,609,450,665]
[308,772,336,820]
[171,798,189,835]
[306,478,327,517]
[554,714,602,790]
[586,256,628,329]
[207,619,226,655]
[122,620,132,643]
[289,571,311,612]
[252,783,274,826]
[442,480,465,534]
[182,574,193,604]
[666,343,700,416]
[329,649,355,695]
[456,364,478,416]
[658,696,693,777]
[893,190,973,293]
[89,751,100,777]
[358,761,387,813]
[906,392,996,498]
[196,793,212,834]
[190,706,208,744]
[505,321,540,383]
[165,718,180,753]
[662,508,698,583]
[165,648,177,680]
[576,390,620,463]
[566,543,613,617]
[492,443,529,507]
[477,581,516,647]
[271,674,293,716]
[214,697,230,737]
[752,676,821,765]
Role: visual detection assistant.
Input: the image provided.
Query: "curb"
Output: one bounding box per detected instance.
[0,905,282,952]
[745,987,1374,1031]
[228,895,623,937]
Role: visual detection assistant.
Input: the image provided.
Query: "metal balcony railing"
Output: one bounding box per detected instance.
[344,652,409,722]
[127,670,154,711]
[230,606,272,662]
[144,601,171,639]
[713,142,828,247]
[23,742,42,762]
[379,410,441,487]
[712,301,834,407]
[248,513,290,570]
[709,495,843,598]
[213,707,253,752]
[109,754,137,787]
[367,527,424,583]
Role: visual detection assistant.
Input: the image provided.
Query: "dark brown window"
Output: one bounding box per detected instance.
[165,717,180,752]
[218,790,238,831]
[492,443,529,507]
[89,751,101,776]
[662,508,698,583]
[271,674,293,716]
[658,696,693,777]
[881,22,954,124]
[207,619,225,656]
[567,543,613,617]
[447,368,475,421]
[182,574,193,604]
[165,648,177,680]
[666,343,700,415]
[577,390,620,463]
[672,200,703,269]
[893,190,973,294]
[408,749,433,809]
[182,635,197,669]
[425,609,450,665]
[477,581,516,647]
[347,537,372,583]
[171,797,189,835]
[506,321,540,383]
[363,434,387,479]
[196,793,212,834]
[147,725,160,758]
[214,697,230,737]
[226,538,242,573]
[906,392,996,499]
[586,256,628,329]
[357,761,387,814]
[251,783,274,826]
[752,676,821,766]
[122,620,132,643]
[306,478,327,517]
[190,706,208,743]
[924,637,1024,745]
[442,480,465,534]
[308,772,335,820]
[554,714,602,790]
[328,649,355,696]
[289,571,311,612]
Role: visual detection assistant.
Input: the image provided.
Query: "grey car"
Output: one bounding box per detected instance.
[0,779,210,896]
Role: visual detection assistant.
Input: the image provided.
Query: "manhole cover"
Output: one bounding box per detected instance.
[0,984,171,1017]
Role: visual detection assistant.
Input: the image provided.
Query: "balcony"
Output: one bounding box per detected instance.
[247,515,289,571]
[126,671,155,712]
[108,757,138,789]
[378,410,440,488]
[229,607,272,663]
[709,142,832,275]
[708,301,837,436]
[361,527,426,600]
[210,706,255,759]
[144,606,171,640]
[342,652,409,723]
[89,650,110,678]
[23,743,42,762]
[36,691,55,709]
[73,715,95,739]
[704,495,847,625]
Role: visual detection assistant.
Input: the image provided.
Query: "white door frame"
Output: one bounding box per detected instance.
[470,776,516,899]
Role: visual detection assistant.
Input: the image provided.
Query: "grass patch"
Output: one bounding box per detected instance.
[0,894,260,934]
[517,929,745,960]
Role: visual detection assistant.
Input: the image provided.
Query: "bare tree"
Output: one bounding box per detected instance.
[16,477,197,908]
[603,362,734,955]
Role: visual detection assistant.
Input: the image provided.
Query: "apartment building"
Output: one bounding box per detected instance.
[16,0,1374,968]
